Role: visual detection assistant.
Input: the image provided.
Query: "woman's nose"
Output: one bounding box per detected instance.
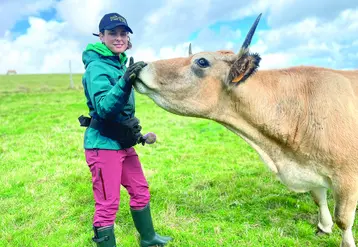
[115,34,126,41]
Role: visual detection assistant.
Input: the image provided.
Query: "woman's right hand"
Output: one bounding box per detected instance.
[123,57,147,86]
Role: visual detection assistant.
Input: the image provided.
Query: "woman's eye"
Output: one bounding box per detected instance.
[195,58,210,68]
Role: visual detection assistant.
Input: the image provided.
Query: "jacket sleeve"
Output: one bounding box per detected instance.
[86,62,131,119]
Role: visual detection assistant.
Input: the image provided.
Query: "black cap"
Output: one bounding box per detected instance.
[93,13,133,36]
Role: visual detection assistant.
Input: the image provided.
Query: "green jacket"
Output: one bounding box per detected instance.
[81,42,135,150]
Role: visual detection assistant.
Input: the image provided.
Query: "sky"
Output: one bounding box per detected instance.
[0,0,357,74]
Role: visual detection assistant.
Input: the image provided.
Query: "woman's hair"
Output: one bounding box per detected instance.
[127,36,132,50]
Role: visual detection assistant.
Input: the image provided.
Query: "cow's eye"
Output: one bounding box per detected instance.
[195,58,210,68]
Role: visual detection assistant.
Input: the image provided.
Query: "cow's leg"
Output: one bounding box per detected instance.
[333,181,358,247]
[311,187,333,234]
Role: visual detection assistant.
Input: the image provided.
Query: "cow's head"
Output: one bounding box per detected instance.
[134,14,262,119]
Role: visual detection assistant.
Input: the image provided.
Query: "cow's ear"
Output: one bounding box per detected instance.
[227,50,261,86]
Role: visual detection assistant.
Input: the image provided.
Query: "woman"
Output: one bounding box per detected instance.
[80,12,172,247]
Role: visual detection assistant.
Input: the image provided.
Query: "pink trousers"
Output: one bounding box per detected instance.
[85,148,150,227]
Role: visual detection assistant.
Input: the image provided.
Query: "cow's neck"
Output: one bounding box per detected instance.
[212,73,306,172]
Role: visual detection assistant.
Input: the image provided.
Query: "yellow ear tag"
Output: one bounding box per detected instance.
[232,74,244,83]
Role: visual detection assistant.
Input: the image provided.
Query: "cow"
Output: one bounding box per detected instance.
[133,14,358,247]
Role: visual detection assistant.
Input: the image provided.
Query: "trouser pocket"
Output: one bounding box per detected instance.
[98,168,107,200]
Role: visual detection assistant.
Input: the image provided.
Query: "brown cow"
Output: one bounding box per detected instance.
[134,14,358,247]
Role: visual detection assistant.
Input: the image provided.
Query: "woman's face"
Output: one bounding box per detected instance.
[100,27,129,55]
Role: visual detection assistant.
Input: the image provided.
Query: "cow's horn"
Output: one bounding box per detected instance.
[241,13,262,50]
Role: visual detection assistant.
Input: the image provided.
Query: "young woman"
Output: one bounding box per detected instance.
[80,12,172,247]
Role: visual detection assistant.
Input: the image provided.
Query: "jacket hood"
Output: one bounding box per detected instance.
[82,42,127,68]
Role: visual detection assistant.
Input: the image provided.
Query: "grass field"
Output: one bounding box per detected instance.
[0,74,354,247]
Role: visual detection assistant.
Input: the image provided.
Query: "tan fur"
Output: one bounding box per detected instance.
[134,50,358,246]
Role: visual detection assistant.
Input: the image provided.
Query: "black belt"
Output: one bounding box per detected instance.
[78,115,143,148]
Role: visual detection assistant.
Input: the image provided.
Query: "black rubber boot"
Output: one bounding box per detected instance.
[92,225,116,247]
[130,203,172,247]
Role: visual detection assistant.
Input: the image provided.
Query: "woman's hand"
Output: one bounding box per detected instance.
[123,57,147,85]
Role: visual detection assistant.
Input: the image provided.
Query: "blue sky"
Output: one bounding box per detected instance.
[12,8,57,34]
[0,0,357,74]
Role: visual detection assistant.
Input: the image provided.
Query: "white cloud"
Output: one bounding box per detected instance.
[130,42,195,62]
[255,7,358,69]
[0,17,82,74]
[40,42,82,74]
[259,53,296,69]
[55,0,112,35]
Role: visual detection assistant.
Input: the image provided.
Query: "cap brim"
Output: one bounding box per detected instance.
[92,33,100,36]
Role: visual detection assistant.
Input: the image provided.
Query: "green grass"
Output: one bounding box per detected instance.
[0,74,352,246]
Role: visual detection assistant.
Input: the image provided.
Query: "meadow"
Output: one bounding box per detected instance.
[0,74,353,246]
